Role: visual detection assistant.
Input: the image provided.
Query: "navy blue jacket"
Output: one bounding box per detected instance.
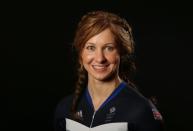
[54,82,164,131]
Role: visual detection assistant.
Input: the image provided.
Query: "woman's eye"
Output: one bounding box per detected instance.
[86,46,95,51]
[105,46,114,51]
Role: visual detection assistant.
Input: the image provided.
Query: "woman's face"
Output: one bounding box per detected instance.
[81,28,120,82]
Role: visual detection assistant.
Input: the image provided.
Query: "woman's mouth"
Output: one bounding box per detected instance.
[92,65,108,71]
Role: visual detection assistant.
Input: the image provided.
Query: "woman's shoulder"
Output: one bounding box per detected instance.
[54,94,74,118]
[57,94,74,106]
[121,83,163,122]
[121,83,157,110]
[122,83,147,102]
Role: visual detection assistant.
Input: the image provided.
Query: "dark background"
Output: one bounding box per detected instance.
[1,0,192,131]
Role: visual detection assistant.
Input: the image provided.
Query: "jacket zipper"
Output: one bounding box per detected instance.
[89,111,96,128]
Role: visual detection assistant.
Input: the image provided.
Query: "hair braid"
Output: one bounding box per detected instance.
[71,66,87,119]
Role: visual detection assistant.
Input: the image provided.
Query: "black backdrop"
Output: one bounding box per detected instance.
[1,0,193,131]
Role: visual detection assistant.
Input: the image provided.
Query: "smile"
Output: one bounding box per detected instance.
[92,65,108,71]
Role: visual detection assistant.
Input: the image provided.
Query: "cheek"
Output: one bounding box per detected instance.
[108,54,120,64]
[81,53,93,64]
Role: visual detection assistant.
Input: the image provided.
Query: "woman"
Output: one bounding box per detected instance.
[54,10,164,131]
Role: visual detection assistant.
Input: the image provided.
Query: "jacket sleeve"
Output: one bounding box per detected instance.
[134,100,165,131]
[53,99,67,131]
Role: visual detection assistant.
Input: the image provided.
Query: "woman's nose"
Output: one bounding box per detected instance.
[95,50,106,63]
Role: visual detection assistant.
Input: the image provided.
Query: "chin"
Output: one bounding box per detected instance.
[93,75,108,81]
[93,73,116,82]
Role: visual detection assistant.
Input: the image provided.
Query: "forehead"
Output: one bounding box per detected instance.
[86,28,116,46]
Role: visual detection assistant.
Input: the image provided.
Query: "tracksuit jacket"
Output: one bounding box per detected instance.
[54,82,164,131]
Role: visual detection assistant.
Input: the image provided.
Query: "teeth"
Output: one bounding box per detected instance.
[93,65,106,69]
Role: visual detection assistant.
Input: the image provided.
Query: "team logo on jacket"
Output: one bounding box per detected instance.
[76,110,83,120]
[152,108,162,120]
[105,106,116,122]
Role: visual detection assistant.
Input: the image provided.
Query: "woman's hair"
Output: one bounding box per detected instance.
[71,10,136,118]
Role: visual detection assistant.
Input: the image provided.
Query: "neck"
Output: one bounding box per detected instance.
[87,76,122,111]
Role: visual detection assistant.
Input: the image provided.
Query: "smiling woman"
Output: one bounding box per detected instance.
[54,10,164,131]
[82,29,120,83]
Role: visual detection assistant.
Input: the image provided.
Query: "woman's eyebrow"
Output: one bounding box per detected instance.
[104,43,116,46]
[85,42,95,46]
[85,42,115,46]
